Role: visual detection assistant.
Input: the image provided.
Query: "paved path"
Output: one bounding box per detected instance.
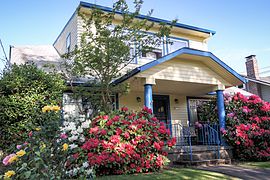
[195,165,270,180]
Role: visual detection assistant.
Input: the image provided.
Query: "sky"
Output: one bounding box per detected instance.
[1,0,270,76]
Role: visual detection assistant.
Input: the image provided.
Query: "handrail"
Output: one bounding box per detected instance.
[166,123,193,161]
[198,123,221,159]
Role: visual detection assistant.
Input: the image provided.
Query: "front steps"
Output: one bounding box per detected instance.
[167,145,233,166]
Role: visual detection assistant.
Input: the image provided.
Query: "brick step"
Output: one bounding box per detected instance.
[175,159,231,166]
[179,151,219,161]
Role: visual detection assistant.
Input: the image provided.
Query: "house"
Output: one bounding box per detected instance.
[244,55,270,102]
[10,1,245,162]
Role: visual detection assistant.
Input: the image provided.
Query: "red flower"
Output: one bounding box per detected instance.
[116,128,123,135]
[106,120,113,126]
[28,131,33,137]
[154,141,161,150]
[167,137,176,147]
[100,129,107,136]
[89,127,99,134]
[236,141,241,145]
[82,138,100,150]
[110,135,120,144]
[130,163,136,169]
[124,132,130,139]
[121,107,128,112]
[72,153,79,159]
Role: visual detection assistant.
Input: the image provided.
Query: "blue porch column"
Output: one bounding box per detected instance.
[144,84,153,110]
[216,90,225,130]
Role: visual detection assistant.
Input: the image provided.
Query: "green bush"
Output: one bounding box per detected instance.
[0,64,65,150]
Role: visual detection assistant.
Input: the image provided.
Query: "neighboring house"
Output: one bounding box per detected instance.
[10,2,245,161]
[244,55,270,102]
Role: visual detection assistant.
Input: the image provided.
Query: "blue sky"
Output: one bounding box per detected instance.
[1,0,270,75]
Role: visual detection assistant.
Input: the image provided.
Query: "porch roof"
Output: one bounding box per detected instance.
[113,47,246,85]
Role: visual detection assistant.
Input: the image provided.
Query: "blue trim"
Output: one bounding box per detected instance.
[53,10,77,46]
[216,90,225,130]
[79,1,216,35]
[144,84,153,110]
[113,47,246,84]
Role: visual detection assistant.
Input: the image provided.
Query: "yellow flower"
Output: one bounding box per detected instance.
[62,143,68,151]
[52,105,61,112]
[42,105,51,112]
[8,155,18,163]
[16,150,26,157]
[4,170,15,179]
[40,142,46,150]
[35,127,41,131]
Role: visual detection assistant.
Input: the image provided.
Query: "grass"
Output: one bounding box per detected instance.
[97,167,238,180]
[238,161,270,169]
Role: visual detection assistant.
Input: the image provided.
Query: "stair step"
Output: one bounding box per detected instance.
[180,152,218,161]
[175,159,231,166]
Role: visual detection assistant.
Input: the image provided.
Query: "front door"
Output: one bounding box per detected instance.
[153,95,170,125]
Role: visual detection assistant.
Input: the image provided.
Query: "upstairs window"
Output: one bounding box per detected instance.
[141,48,162,59]
[168,38,188,53]
[66,33,71,53]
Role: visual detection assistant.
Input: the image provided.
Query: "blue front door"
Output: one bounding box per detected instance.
[153,95,170,125]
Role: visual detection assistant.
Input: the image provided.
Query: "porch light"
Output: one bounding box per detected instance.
[174,98,179,104]
[136,97,141,102]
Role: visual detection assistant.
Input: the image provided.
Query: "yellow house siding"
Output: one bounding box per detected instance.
[136,58,230,86]
[119,91,189,125]
[169,95,189,126]
[53,13,78,55]
[119,91,144,111]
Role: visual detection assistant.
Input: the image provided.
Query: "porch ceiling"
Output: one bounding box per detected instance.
[128,77,216,96]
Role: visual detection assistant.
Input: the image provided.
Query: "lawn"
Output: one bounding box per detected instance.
[97,167,238,180]
[238,161,270,169]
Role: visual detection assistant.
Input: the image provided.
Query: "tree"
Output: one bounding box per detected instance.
[0,64,65,149]
[64,0,175,115]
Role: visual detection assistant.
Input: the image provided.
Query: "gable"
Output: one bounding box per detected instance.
[136,58,230,86]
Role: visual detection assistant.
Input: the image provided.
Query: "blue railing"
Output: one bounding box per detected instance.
[166,123,193,161]
[166,123,221,161]
[197,123,221,159]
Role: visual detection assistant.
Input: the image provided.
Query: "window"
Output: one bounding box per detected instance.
[141,48,162,59]
[66,33,71,53]
[168,38,188,53]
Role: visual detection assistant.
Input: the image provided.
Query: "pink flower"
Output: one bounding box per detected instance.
[60,133,68,139]
[16,145,22,150]
[236,141,241,145]
[154,141,161,150]
[28,131,33,137]
[2,154,16,166]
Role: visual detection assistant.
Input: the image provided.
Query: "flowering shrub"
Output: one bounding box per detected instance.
[78,106,176,176]
[223,93,270,161]
[0,105,94,179]
[0,64,65,149]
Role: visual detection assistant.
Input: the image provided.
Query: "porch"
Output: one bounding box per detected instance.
[114,48,245,163]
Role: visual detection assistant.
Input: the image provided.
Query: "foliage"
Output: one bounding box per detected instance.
[74,106,176,176]
[63,0,175,114]
[222,93,270,161]
[197,99,218,123]
[0,105,94,179]
[0,64,65,149]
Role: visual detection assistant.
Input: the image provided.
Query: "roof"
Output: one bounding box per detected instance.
[10,45,61,64]
[79,1,216,35]
[9,45,63,71]
[245,76,270,86]
[224,87,253,97]
[113,47,246,85]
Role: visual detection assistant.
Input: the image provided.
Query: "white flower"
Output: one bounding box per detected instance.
[86,168,93,175]
[79,135,85,142]
[83,162,89,168]
[82,120,90,129]
[69,143,78,149]
[77,126,83,133]
[71,130,78,135]
[68,135,78,141]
